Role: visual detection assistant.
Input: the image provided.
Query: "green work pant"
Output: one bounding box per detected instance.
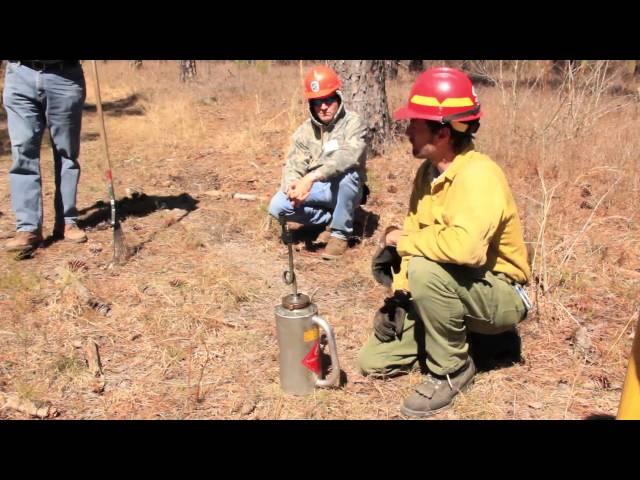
[358,257,527,377]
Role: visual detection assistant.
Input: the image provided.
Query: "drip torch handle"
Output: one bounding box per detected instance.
[312,315,341,388]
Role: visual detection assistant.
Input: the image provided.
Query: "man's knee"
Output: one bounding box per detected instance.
[9,153,41,175]
[337,170,361,192]
[357,342,385,375]
[357,338,410,377]
[268,191,290,218]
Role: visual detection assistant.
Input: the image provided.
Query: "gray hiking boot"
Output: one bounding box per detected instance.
[400,357,476,418]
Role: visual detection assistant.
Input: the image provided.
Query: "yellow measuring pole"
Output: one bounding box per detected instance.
[617,317,640,420]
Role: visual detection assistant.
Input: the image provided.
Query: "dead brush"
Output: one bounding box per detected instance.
[0,264,41,294]
[54,267,112,318]
[182,229,207,250]
[217,278,250,305]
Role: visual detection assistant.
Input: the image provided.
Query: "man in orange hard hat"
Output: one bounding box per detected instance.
[268,65,367,259]
[358,67,532,417]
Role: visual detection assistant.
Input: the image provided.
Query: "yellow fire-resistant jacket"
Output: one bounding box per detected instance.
[392,146,531,292]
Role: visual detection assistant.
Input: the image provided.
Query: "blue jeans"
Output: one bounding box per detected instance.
[268,170,362,240]
[2,61,86,233]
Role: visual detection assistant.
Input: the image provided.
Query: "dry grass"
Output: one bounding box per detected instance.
[0,60,638,419]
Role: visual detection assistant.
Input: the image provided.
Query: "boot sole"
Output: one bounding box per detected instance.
[399,377,475,418]
[5,239,42,252]
[65,237,88,243]
[400,403,452,418]
[321,253,343,260]
[5,244,38,253]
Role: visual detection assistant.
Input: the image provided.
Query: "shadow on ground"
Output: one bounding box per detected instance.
[83,93,146,117]
[468,330,523,372]
[37,192,199,253]
[77,192,198,229]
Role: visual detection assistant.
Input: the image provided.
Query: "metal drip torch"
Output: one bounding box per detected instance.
[274,213,340,395]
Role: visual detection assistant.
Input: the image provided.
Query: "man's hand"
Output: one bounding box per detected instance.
[373,290,412,342]
[287,173,317,208]
[385,228,404,246]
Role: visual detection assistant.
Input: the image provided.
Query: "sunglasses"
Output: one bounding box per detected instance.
[310,94,339,107]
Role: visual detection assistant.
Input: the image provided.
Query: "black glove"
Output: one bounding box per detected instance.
[373,290,412,342]
[371,226,402,287]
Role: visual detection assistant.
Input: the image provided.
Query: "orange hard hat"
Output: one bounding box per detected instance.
[394,67,482,123]
[303,65,341,99]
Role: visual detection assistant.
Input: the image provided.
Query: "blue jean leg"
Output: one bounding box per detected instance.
[3,63,46,232]
[328,169,362,238]
[268,183,333,227]
[45,65,86,226]
[268,170,362,239]
[2,62,85,232]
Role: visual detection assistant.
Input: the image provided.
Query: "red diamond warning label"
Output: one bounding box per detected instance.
[301,340,321,375]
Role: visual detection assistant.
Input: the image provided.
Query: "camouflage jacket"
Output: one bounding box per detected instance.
[280,92,367,191]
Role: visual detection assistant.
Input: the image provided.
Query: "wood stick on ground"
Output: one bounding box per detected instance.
[84,339,104,377]
[83,339,106,393]
[0,392,60,419]
[232,193,258,201]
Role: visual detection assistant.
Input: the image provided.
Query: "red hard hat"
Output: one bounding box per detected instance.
[303,65,341,99]
[394,67,482,123]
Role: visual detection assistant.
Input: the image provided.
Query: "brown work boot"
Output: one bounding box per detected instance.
[5,230,42,252]
[400,358,476,418]
[321,236,348,260]
[61,224,88,243]
[316,227,332,244]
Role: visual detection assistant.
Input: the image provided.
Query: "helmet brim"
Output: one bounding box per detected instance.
[305,88,340,100]
[393,106,483,122]
[393,106,440,121]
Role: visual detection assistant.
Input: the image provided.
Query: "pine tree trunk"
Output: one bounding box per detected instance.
[385,60,398,80]
[328,60,390,157]
[179,60,197,82]
[409,60,424,72]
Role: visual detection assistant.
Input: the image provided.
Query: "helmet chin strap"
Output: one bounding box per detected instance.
[441,104,481,124]
[442,104,481,135]
[450,121,469,133]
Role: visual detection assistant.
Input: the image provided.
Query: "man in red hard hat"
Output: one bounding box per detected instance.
[268,65,367,259]
[358,67,532,417]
